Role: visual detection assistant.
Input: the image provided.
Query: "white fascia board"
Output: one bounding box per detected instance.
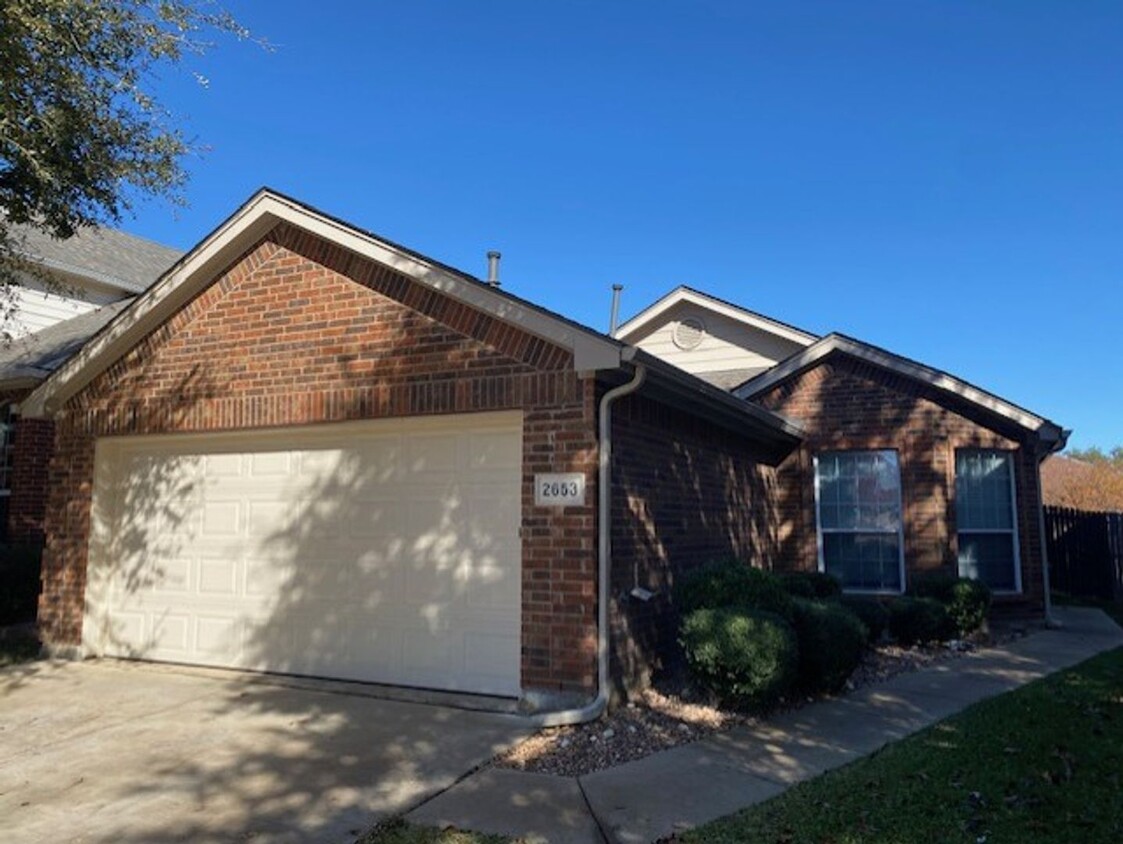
[614,287,818,347]
[735,335,1048,434]
[22,190,623,417]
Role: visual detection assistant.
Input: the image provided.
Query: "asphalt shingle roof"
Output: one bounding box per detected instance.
[0,299,134,384]
[11,223,183,294]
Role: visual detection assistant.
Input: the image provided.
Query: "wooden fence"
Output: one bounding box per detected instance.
[1044,506,1123,601]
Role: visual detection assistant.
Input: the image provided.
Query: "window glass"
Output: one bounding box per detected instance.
[0,404,15,495]
[956,450,1018,591]
[816,450,902,592]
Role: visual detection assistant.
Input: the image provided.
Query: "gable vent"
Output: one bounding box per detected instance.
[673,317,706,350]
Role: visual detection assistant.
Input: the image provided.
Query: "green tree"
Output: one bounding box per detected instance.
[1067,446,1123,472]
[0,0,257,306]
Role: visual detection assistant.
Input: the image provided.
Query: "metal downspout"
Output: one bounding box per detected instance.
[527,354,646,727]
[1035,451,1057,627]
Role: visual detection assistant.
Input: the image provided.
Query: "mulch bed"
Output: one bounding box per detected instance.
[494,624,1032,778]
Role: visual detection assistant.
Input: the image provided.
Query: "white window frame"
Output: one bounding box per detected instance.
[955,449,1022,595]
[813,449,906,595]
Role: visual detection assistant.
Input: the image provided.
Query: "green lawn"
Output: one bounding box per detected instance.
[682,644,1123,844]
[357,819,509,844]
[362,607,1123,844]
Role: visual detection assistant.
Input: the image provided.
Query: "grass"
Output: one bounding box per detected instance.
[682,644,1123,844]
[357,819,510,844]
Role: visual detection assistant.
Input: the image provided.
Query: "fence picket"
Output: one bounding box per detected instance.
[1044,505,1123,601]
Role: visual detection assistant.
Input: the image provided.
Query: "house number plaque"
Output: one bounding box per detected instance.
[535,473,586,507]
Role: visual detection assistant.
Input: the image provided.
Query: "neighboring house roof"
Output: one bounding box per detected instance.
[11,222,184,294]
[613,285,819,346]
[20,188,803,455]
[0,299,134,388]
[734,332,1068,451]
[696,367,774,391]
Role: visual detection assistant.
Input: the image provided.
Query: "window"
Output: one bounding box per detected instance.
[814,450,904,592]
[956,450,1020,592]
[0,404,15,542]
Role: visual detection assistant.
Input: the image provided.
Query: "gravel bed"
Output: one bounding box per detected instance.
[494,624,1032,778]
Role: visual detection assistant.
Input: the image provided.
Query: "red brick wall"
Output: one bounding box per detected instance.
[38,222,600,694]
[8,416,54,543]
[754,355,1045,611]
[608,391,779,695]
[0,388,54,545]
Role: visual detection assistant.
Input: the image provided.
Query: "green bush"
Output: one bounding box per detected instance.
[779,571,843,600]
[674,559,795,620]
[0,543,42,626]
[790,598,868,693]
[909,574,992,636]
[680,606,798,710]
[887,597,955,646]
[839,596,891,644]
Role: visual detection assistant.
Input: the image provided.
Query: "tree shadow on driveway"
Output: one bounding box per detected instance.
[0,659,530,844]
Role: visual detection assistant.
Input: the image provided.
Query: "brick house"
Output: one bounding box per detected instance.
[619,290,1068,621]
[21,190,799,709]
[21,192,1066,710]
[0,226,181,542]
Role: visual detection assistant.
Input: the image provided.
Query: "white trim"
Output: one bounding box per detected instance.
[735,334,1056,437]
[813,449,906,595]
[614,287,818,347]
[21,190,626,417]
[955,448,1023,595]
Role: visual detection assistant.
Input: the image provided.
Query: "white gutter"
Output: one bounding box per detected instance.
[526,350,646,727]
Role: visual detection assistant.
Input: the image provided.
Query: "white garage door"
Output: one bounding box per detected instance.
[82,412,523,696]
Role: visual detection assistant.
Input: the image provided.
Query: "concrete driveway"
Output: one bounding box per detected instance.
[0,659,530,844]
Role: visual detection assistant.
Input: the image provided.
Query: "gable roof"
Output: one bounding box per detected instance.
[19,188,624,416]
[17,188,803,456]
[11,222,183,294]
[734,333,1068,450]
[614,285,819,347]
[0,299,134,388]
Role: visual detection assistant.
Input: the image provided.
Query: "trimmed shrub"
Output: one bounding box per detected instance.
[790,598,868,693]
[910,574,992,637]
[779,571,843,601]
[674,559,795,620]
[887,597,955,646]
[680,606,798,710]
[0,544,42,626]
[839,596,891,644]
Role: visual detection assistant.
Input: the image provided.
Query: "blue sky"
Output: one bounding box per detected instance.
[127,1,1121,449]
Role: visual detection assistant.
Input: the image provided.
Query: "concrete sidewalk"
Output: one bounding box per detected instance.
[406,607,1123,844]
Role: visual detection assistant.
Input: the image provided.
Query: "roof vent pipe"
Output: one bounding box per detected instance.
[609,284,623,336]
[486,250,501,287]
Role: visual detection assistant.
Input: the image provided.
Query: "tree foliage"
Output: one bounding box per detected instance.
[1042,451,1123,513]
[0,0,254,295]
[1066,446,1123,471]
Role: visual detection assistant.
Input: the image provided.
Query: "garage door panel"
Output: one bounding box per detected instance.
[197,556,240,596]
[249,451,292,477]
[407,433,457,474]
[465,631,519,679]
[152,613,191,654]
[204,452,243,478]
[468,429,522,470]
[148,556,191,595]
[85,413,523,696]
